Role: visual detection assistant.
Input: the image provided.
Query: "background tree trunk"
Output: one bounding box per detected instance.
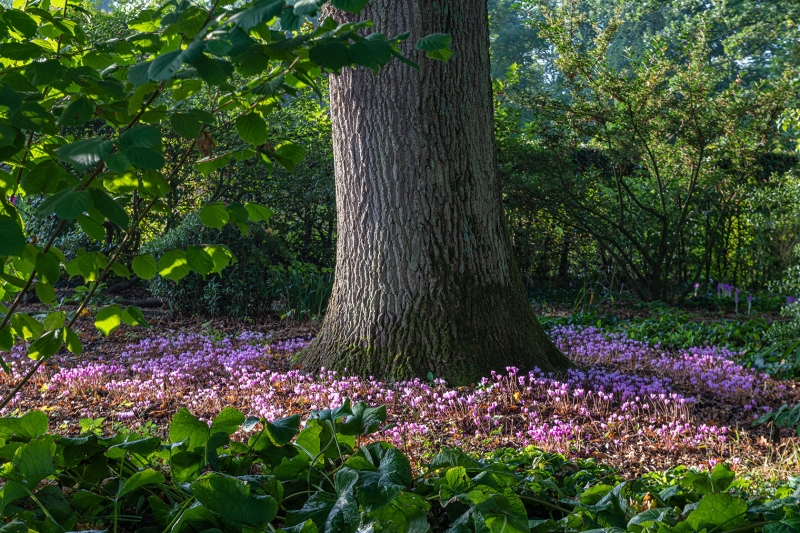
[298,0,573,384]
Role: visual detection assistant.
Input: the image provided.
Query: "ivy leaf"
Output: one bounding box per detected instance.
[309,42,351,72]
[158,249,191,282]
[330,0,369,13]
[132,254,158,280]
[57,138,113,171]
[0,216,26,256]
[38,187,92,221]
[235,113,268,146]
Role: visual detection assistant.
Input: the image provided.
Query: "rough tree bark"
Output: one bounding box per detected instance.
[298,0,573,384]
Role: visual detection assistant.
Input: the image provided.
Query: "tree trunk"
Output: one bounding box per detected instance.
[298,0,573,384]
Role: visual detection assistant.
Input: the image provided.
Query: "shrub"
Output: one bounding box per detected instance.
[146,215,290,317]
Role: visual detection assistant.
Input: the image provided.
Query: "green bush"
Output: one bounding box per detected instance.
[146,215,290,318]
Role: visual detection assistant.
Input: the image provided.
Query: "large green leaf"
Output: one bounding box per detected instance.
[210,407,245,436]
[330,0,369,13]
[338,403,386,436]
[244,202,274,223]
[0,411,49,440]
[199,202,230,229]
[10,313,43,342]
[0,42,44,61]
[13,438,56,484]
[170,408,210,452]
[228,0,283,31]
[89,188,130,227]
[349,39,392,72]
[686,493,747,531]
[0,216,25,256]
[235,113,268,146]
[58,98,94,127]
[118,469,165,498]
[56,138,113,171]
[95,305,124,336]
[186,246,214,276]
[132,254,158,280]
[158,249,191,281]
[264,414,301,446]
[21,160,62,195]
[38,187,92,221]
[364,492,431,533]
[170,112,203,138]
[309,42,351,72]
[415,33,452,61]
[190,472,278,528]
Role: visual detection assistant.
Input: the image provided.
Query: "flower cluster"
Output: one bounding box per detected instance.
[1,325,795,465]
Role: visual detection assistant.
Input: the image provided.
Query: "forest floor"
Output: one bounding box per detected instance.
[1,303,799,482]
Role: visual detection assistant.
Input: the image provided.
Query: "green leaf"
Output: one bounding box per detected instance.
[364,492,430,533]
[89,189,130,227]
[229,0,283,31]
[205,245,234,274]
[38,187,92,221]
[185,246,214,276]
[64,327,81,355]
[264,415,301,446]
[191,473,278,528]
[149,51,183,81]
[21,160,62,195]
[686,493,747,532]
[199,202,230,229]
[105,153,130,173]
[415,33,452,60]
[140,170,171,197]
[28,329,63,360]
[158,250,191,282]
[0,42,44,61]
[118,469,165,498]
[14,438,56,484]
[110,262,132,279]
[349,40,391,72]
[294,0,325,15]
[170,408,209,452]
[57,139,113,171]
[0,216,26,256]
[338,403,386,436]
[35,251,61,284]
[330,0,369,13]
[3,10,38,39]
[709,462,735,492]
[235,113,268,146]
[124,305,149,328]
[123,147,165,170]
[0,411,48,440]
[11,313,43,342]
[309,42,351,71]
[170,113,203,139]
[77,215,107,241]
[34,282,56,304]
[0,326,13,352]
[244,203,273,223]
[132,254,158,280]
[210,407,245,436]
[58,98,95,127]
[95,305,124,336]
[192,54,231,86]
